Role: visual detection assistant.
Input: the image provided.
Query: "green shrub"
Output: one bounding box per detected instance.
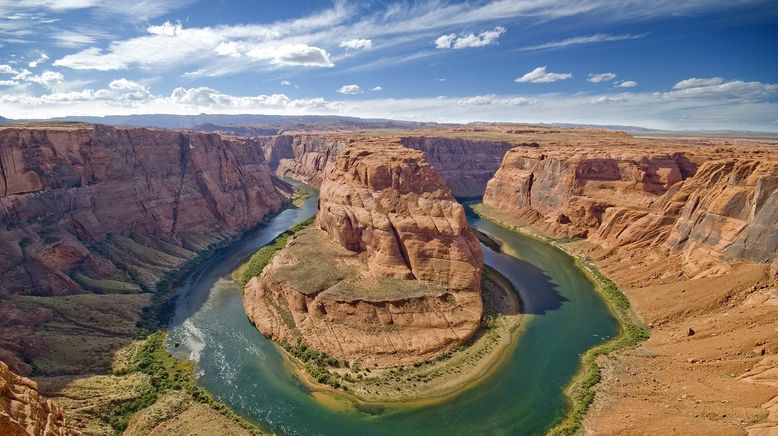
[240,216,315,287]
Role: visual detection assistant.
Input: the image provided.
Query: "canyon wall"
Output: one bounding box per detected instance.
[0,124,288,297]
[261,134,516,197]
[1,360,81,435]
[260,134,347,188]
[244,141,484,367]
[400,136,516,197]
[484,144,777,275]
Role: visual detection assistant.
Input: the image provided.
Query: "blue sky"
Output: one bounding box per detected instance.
[1,0,777,130]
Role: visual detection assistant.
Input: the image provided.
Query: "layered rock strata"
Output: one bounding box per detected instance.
[0,124,287,296]
[0,360,81,436]
[260,134,347,188]
[400,136,516,197]
[244,142,484,367]
[484,145,777,275]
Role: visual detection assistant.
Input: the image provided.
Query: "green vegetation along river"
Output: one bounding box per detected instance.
[166,182,619,435]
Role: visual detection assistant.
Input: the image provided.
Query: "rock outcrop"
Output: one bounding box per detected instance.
[244,142,483,367]
[0,124,288,296]
[484,142,778,275]
[260,134,346,188]
[0,360,81,436]
[401,136,516,197]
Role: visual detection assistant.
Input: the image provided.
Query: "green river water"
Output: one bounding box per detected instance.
[167,183,619,435]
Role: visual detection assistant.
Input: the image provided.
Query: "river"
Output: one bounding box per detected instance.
[167,182,619,435]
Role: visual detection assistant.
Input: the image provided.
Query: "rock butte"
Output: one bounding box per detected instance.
[243,141,484,367]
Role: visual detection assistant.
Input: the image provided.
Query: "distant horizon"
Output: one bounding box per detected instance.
[4,112,778,136]
[1,0,777,131]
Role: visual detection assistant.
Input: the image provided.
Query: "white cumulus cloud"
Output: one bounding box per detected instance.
[588,72,617,83]
[214,41,241,57]
[435,26,506,49]
[337,84,361,94]
[616,80,638,88]
[147,20,182,36]
[28,53,49,68]
[370,86,383,91]
[516,66,572,83]
[339,38,373,50]
[247,43,334,67]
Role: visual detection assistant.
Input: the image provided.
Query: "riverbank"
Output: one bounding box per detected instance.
[468,202,650,435]
[273,264,524,409]
[20,187,316,434]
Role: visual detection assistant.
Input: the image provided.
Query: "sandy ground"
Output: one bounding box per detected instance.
[578,242,778,435]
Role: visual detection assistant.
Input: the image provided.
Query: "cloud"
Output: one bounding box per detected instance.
[4,0,194,22]
[435,78,446,82]
[13,69,64,86]
[588,72,617,83]
[434,33,456,49]
[214,41,241,57]
[28,53,49,68]
[673,77,726,90]
[4,77,778,131]
[520,33,644,51]
[370,86,383,91]
[147,20,182,36]
[281,80,291,86]
[516,66,572,83]
[339,38,372,50]
[663,77,778,101]
[616,80,638,88]
[0,80,20,86]
[0,65,18,74]
[52,28,110,47]
[591,95,627,104]
[247,43,334,67]
[435,26,506,49]
[457,95,534,106]
[337,84,361,94]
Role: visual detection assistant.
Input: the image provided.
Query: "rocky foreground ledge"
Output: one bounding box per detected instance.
[244,141,484,368]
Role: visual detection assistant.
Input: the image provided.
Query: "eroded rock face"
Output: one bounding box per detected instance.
[317,144,483,289]
[400,136,516,197]
[484,144,778,274]
[0,360,81,436]
[0,124,287,296]
[261,134,347,188]
[244,142,483,367]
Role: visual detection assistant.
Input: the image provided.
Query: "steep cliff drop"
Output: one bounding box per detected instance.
[1,360,81,436]
[260,134,347,188]
[400,136,516,197]
[0,123,288,374]
[483,145,777,275]
[244,141,484,367]
[479,135,778,435]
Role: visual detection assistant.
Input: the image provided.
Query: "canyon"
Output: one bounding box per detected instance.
[243,141,484,367]
[1,121,776,435]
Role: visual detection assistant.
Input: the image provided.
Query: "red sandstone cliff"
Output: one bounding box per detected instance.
[244,141,483,367]
[260,134,347,188]
[0,124,288,297]
[483,144,777,275]
[400,136,516,197]
[0,360,81,436]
